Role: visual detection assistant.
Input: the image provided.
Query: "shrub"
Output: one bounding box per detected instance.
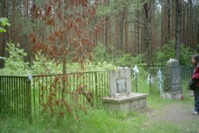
[32,52,62,75]
[0,43,30,76]
[92,43,145,67]
[155,40,196,66]
[0,17,10,32]
[0,43,118,75]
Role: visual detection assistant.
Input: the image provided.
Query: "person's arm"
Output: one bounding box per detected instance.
[192,68,199,80]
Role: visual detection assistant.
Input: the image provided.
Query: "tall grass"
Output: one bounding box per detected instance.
[0,99,198,133]
[0,67,196,133]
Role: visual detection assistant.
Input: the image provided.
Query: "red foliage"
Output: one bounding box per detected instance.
[30,0,100,117]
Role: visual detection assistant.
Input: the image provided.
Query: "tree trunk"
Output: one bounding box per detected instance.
[114,14,119,49]
[171,0,176,40]
[168,0,171,41]
[175,0,182,61]
[161,0,168,46]
[124,7,128,53]
[151,0,156,66]
[143,2,152,67]
[135,1,140,54]
[188,0,193,48]
[119,10,125,50]
[11,0,16,42]
[0,0,9,68]
[182,0,186,46]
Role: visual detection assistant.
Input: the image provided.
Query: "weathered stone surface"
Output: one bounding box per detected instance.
[109,68,131,97]
[160,90,182,100]
[162,59,182,100]
[101,93,147,112]
[101,68,147,112]
[187,90,194,97]
[101,93,147,103]
[163,59,182,92]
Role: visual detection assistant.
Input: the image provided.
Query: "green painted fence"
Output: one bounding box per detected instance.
[0,67,193,119]
[0,71,109,119]
[0,76,31,118]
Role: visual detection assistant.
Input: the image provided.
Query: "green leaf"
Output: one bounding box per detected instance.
[0,17,10,26]
[0,27,6,32]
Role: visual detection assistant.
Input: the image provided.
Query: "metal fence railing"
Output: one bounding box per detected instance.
[0,76,31,118]
[31,71,109,117]
[147,66,193,93]
[0,67,194,119]
[0,71,109,120]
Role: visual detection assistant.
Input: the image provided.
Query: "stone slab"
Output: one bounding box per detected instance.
[187,90,194,97]
[101,93,147,112]
[160,90,183,100]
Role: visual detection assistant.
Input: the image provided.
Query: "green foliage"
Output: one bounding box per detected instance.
[16,17,44,36]
[114,53,134,67]
[155,41,196,66]
[131,54,146,66]
[32,52,62,75]
[96,0,129,16]
[92,43,145,67]
[0,44,118,75]
[84,60,117,71]
[92,43,122,63]
[0,98,198,133]
[96,0,147,16]
[0,109,146,133]
[32,56,117,74]
[0,17,10,32]
[0,43,30,76]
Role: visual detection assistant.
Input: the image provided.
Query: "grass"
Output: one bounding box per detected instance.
[0,67,196,133]
[0,109,145,133]
[143,121,199,133]
[0,93,196,133]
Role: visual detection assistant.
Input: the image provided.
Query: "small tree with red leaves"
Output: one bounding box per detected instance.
[30,0,101,117]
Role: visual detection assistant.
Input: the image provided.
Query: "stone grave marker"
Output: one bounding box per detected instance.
[162,59,183,99]
[101,67,147,112]
[109,68,131,97]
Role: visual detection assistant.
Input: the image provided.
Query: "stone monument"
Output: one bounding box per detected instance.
[162,59,183,99]
[101,67,147,112]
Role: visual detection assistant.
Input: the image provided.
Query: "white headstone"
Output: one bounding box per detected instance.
[109,68,131,97]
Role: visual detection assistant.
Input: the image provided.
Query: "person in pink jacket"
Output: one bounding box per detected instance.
[192,55,199,115]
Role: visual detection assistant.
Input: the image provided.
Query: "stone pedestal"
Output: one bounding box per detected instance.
[187,90,194,97]
[160,90,183,100]
[101,68,147,112]
[101,93,147,112]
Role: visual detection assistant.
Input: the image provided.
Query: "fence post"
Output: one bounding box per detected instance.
[133,66,139,92]
[94,72,98,106]
[26,78,32,122]
[148,69,152,94]
[0,76,2,113]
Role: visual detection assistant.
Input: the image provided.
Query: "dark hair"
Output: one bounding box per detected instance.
[192,55,199,67]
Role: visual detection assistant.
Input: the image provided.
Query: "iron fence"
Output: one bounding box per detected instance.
[0,67,194,119]
[0,76,31,118]
[147,66,193,93]
[0,71,109,119]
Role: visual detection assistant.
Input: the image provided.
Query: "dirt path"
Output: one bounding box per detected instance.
[147,103,199,123]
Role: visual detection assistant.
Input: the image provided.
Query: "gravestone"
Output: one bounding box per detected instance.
[109,68,131,97]
[101,67,147,112]
[162,59,183,99]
